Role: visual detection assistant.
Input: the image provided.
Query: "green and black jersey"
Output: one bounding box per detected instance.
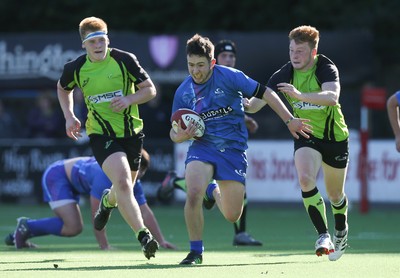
[267,54,349,142]
[59,48,149,138]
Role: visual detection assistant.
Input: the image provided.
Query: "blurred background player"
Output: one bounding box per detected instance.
[386,90,400,152]
[214,40,259,134]
[5,149,176,250]
[158,39,262,247]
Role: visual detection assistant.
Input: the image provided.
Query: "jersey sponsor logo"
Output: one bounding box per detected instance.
[293,101,325,110]
[87,90,123,104]
[200,106,233,121]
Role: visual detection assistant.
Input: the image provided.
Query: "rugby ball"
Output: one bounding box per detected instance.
[171,108,205,138]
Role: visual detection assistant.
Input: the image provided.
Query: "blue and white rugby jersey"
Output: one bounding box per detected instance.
[172,65,261,151]
[70,157,110,199]
[69,157,146,204]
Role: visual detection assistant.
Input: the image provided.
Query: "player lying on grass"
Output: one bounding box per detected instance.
[5,149,176,251]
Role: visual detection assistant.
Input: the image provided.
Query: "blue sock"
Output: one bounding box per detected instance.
[27,217,64,237]
[190,240,204,254]
[206,182,217,201]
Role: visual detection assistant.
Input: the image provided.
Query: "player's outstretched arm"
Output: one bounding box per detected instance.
[57,81,82,140]
[262,87,312,139]
[387,93,400,152]
[244,97,267,113]
[140,203,177,249]
[90,196,112,250]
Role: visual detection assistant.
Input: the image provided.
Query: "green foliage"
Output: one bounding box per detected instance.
[0,0,395,33]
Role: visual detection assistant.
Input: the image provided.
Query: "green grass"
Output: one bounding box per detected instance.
[1,202,399,277]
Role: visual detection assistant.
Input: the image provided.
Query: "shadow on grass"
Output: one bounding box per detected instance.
[2,259,320,271]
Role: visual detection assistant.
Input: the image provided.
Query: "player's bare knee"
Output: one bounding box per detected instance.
[328,192,345,204]
[186,187,203,200]
[62,224,83,236]
[114,179,132,194]
[298,173,316,190]
[186,193,203,208]
[224,210,241,223]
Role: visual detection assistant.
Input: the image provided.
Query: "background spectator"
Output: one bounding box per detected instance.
[26,91,65,138]
[0,99,21,138]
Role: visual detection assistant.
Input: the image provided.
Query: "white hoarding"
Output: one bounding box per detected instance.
[174,140,400,203]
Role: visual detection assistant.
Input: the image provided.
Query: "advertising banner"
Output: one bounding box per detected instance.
[0,139,174,204]
[174,139,400,203]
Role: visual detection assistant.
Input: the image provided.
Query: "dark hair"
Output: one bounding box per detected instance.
[214,39,236,58]
[186,34,214,61]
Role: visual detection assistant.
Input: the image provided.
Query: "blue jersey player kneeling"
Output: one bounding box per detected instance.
[5,149,176,250]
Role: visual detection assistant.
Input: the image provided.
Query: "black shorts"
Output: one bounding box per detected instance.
[89,131,144,171]
[294,135,349,169]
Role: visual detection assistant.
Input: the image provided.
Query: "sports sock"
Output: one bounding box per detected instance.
[190,240,204,254]
[27,217,63,237]
[205,182,217,201]
[331,194,348,232]
[136,227,150,242]
[174,178,187,192]
[302,187,328,235]
[102,192,115,208]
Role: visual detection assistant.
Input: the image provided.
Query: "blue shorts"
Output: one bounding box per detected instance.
[133,180,147,206]
[185,143,248,184]
[84,171,147,205]
[42,160,80,203]
[87,174,147,206]
[42,160,146,205]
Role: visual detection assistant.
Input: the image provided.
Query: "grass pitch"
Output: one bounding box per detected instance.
[1,202,399,278]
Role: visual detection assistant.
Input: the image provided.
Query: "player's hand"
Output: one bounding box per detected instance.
[65,116,82,141]
[172,119,197,142]
[245,115,259,133]
[100,244,116,250]
[287,118,312,139]
[277,82,302,100]
[159,240,177,250]
[395,137,400,152]
[110,96,130,112]
[242,98,250,108]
